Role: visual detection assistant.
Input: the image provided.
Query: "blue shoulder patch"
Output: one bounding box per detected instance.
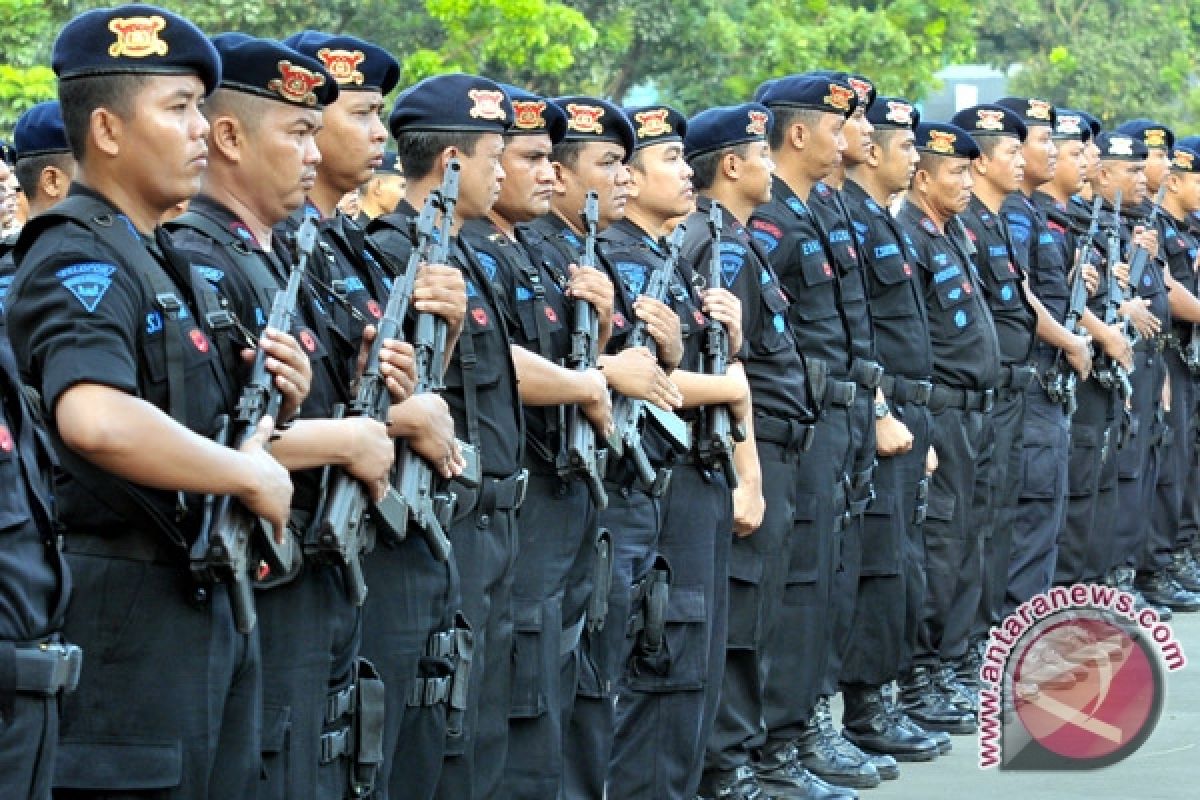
[750,218,782,254]
[786,197,807,216]
[476,250,499,282]
[1005,211,1033,244]
[516,286,533,302]
[56,262,117,313]
[466,279,479,298]
[616,261,648,297]
[1037,232,1055,245]
[195,265,224,284]
[719,241,747,287]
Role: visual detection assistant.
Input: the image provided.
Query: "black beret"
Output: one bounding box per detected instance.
[1078,111,1103,141]
[211,34,337,109]
[551,96,637,163]
[1052,109,1091,142]
[752,79,776,104]
[501,85,568,144]
[1094,131,1148,161]
[1178,135,1200,153]
[624,105,687,152]
[915,122,980,159]
[378,151,401,175]
[995,96,1056,128]
[951,104,1027,143]
[865,96,920,130]
[759,73,858,118]
[52,4,221,94]
[389,73,512,137]
[283,31,399,95]
[1171,144,1200,173]
[684,103,772,160]
[810,70,876,113]
[1115,118,1174,152]
[14,101,70,160]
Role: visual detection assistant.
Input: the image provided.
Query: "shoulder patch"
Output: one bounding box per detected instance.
[56,262,117,313]
[195,265,224,284]
[719,241,747,287]
[616,261,649,297]
[750,218,782,253]
[1005,211,1033,245]
[1046,219,1066,236]
[785,196,807,216]
[476,250,499,282]
[852,219,868,245]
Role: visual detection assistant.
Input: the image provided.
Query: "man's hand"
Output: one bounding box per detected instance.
[355,327,418,402]
[1120,297,1161,339]
[632,296,684,370]
[1082,264,1100,296]
[245,328,312,423]
[390,393,465,479]
[876,410,914,457]
[413,263,467,332]
[567,265,615,342]
[578,367,613,438]
[236,416,294,543]
[702,288,744,354]
[600,347,683,410]
[1114,262,1130,291]
[1132,225,1158,260]
[732,482,765,537]
[1064,333,1093,380]
[1099,323,1134,371]
[925,446,938,476]
[341,417,396,502]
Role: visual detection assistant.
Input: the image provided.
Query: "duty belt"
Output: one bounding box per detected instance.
[753,414,816,452]
[929,385,995,413]
[478,469,529,515]
[848,358,884,390]
[879,375,932,407]
[823,379,857,410]
[1,641,83,695]
[997,364,1038,399]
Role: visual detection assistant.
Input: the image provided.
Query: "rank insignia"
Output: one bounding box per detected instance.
[634,108,672,138]
[746,110,768,136]
[1175,150,1195,170]
[976,109,1006,131]
[1145,128,1168,148]
[1056,114,1083,137]
[1108,136,1134,157]
[566,103,605,134]
[885,101,914,127]
[317,48,365,85]
[512,100,547,131]
[269,61,326,106]
[108,15,169,59]
[468,89,508,122]
[847,77,872,105]
[824,83,854,113]
[1027,99,1053,121]
[927,129,957,154]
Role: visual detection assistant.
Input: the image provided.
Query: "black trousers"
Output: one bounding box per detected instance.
[1114,350,1165,570]
[843,401,932,686]
[1147,350,1192,571]
[256,563,362,800]
[502,471,595,800]
[916,405,989,667]
[1057,376,1113,585]
[609,465,731,799]
[762,407,852,745]
[53,547,260,799]
[0,689,58,800]
[974,389,1025,643]
[1177,370,1200,551]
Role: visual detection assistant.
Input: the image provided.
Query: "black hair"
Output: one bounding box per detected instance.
[14,153,72,198]
[689,142,753,190]
[768,107,823,151]
[394,130,482,182]
[58,73,150,162]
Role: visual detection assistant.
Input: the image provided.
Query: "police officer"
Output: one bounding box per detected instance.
[751,73,880,793]
[355,152,405,228]
[279,33,470,800]
[369,73,525,800]
[683,103,831,800]
[8,6,306,796]
[1115,120,1200,609]
[458,86,615,799]
[840,95,955,760]
[894,122,999,737]
[1035,110,1135,593]
[0,105,76,800]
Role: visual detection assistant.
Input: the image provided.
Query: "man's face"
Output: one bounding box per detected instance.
[1022,125,1057,186]
[455,132,505,220]
[1051,140,1087,196]
[737,140,775,205]
[979,136,1025,194]
[120,75,210,210]
[557,140,630,228]
[315,89,387,194]
[877,130,919,195]
[373,173,406,214]
[1144,147,1171,192]
[628,141,694,220]
[1173,171,1200,214]
[1102,160,1148,205]
[803,112,847,181]
[0,160,14,227]
[923,156,974,217]
[493,133,555,223]
[1084,141,1101,184]
[842,107,874,167]
[242,102,322,224]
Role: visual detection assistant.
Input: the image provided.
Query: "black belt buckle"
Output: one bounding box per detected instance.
[853,359,884,390]
[14,642,84,695]
[913,380,933,405]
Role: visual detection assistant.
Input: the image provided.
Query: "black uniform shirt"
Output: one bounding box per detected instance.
[1160,209,1200,342]
[1026,191,1086,369]
[8,184,235,541]
[808,181,876,364]
[896,198,1001,390]
[678,196,812,422]
[841,180,933,381]
[370,202,522,478]
[749,176,852,376]
[1120,200,1171,327]
[959,194,1037,365]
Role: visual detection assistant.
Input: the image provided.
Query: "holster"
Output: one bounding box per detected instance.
[628,557,671,667]
[445,613,475,740]
[587,528,613,633]
[318,658,385,798]
[913,477,930,526]
[849,461,877,516]
[805,357,829,418]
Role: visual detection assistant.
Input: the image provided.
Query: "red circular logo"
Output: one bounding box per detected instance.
[823,262,833,277]
[544,307,558,323]
[693,310,706,326]
[366,300,383,319]
[612,311,627,329]
[189,329,210,353]
[0,425,12,453]
[903,263,913,276]
[299,329,317,353]
[963,281,972,294]
[472,307,489,326]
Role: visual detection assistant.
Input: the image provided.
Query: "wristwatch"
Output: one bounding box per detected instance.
[874,400,891,419]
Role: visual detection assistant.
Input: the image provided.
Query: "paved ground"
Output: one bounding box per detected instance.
[835,607,1199,800]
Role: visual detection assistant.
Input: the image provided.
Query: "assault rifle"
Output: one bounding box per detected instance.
[1046,195,1102,416]
[191,217,314,633]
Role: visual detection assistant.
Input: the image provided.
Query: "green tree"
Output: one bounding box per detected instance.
[973,0,1200,131]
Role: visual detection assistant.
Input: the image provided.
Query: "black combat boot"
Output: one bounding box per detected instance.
[698,765,771,800]
[1134,570,1200,612]
[1167,549,1200,592]
[882,682,950,754]
[755,741,859,800]
[897,665,976,735]
[842,684,939,763]
[794,698,881,789]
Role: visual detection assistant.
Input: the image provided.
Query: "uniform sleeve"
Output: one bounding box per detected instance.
[1003,208,1035,273]
[471,240,519,331]
[748,210,802,301]
[9,234,143,414]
